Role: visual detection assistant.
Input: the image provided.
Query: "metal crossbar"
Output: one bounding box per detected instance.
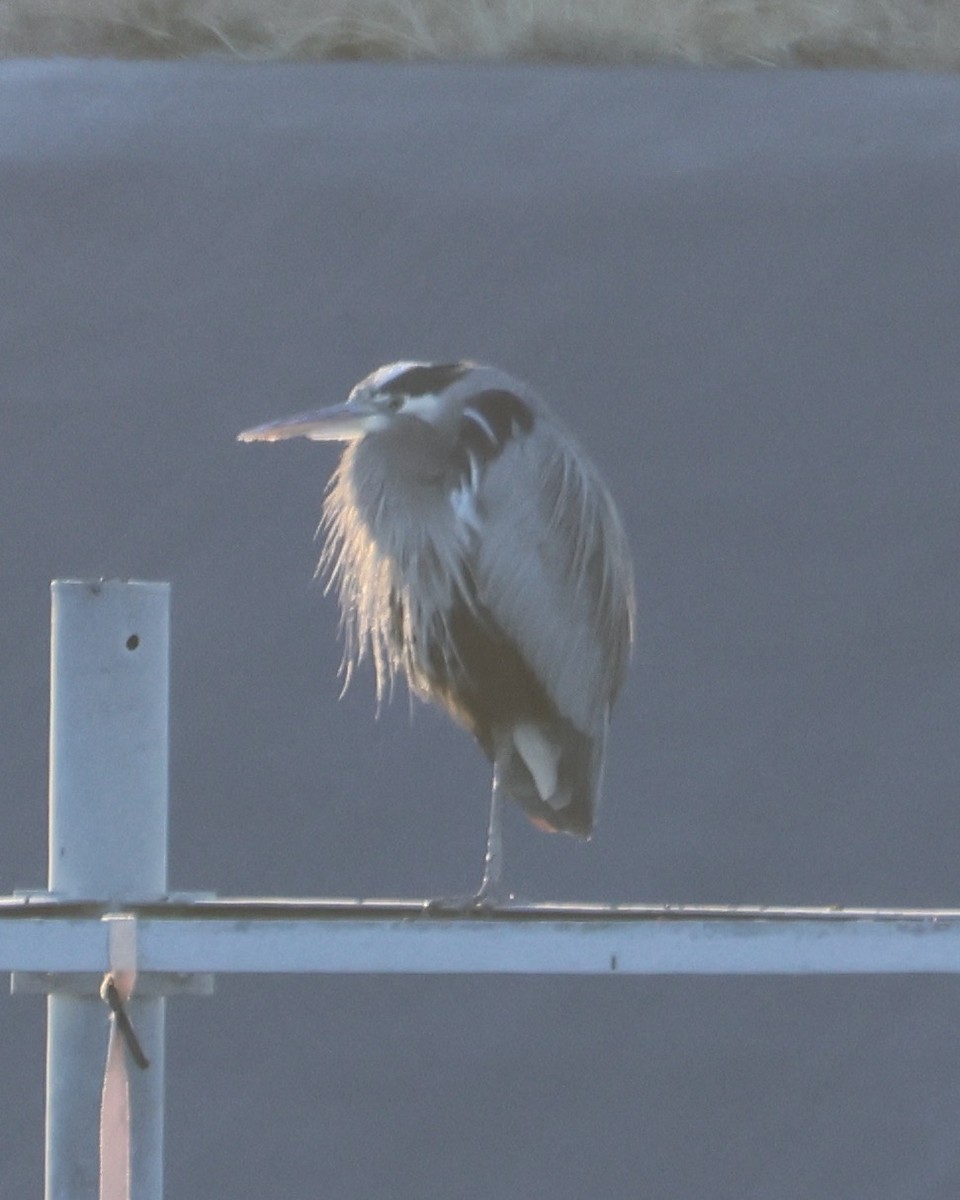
[3,580,957,1200]
[5,898,960,977]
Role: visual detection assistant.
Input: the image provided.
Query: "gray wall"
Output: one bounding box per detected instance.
[3,61,960,1197]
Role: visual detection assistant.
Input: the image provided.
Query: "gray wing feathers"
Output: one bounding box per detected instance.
[472,420,635,734]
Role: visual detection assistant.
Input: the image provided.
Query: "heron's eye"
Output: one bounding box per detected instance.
[383,394,406,412]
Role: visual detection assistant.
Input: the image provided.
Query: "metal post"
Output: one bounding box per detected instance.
[46,580,169,1200]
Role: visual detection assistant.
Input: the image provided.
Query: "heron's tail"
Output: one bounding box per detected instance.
[494,717,604,837]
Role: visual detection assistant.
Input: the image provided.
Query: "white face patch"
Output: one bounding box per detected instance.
[403,393,445,423]
[512,723,562,805]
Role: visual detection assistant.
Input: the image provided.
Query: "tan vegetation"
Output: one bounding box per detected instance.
[0,0,957,68]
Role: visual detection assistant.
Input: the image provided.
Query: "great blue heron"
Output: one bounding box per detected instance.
[238,361,635,902]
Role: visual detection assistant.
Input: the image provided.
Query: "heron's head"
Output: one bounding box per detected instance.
[237,361,490,445]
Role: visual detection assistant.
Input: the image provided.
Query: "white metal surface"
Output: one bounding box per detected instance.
[45,581,169,1200]
[4,901,960,976]
[49,580,169,899]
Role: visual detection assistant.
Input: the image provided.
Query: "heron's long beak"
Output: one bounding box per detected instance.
[237,401,371,444]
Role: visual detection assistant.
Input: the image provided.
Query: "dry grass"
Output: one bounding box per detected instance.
[0,0,958,67]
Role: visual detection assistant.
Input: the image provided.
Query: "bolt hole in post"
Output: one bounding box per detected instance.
[126,634,140,651]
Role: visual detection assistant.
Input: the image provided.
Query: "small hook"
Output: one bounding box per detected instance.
[100,975,150,1070]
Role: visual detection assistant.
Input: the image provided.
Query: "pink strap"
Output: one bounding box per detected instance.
[99,918,139,1200]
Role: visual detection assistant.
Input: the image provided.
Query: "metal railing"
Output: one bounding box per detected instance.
[3,580,958,1199]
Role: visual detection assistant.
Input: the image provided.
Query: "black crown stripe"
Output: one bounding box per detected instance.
[383,363,471,397]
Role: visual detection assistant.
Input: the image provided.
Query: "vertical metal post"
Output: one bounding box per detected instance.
[46,580,169,1200]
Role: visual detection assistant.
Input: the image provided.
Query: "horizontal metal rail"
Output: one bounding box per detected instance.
[5,898,960,976]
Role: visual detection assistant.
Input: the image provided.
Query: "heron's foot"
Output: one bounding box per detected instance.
[423,782,510,913]
[424,883,516,915]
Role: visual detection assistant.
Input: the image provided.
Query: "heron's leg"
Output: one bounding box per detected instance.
[475,768,505,903]
[425,770,509,912]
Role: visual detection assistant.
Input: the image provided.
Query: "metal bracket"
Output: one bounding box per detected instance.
[9,890,216,996]
[11,971,214,996]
